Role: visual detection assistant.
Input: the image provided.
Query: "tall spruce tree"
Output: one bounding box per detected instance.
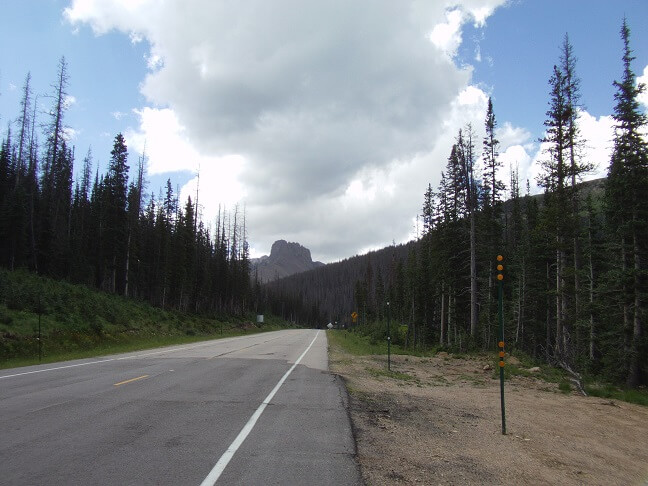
[15,72,32,184]
[105,133,130,294]
[539,62,571,362]
[606,19,648,388]
[482,97,504,210]
[538,35,590,366]
[481,98,504,346]
[43,57,69,187]
[559,35,592,343]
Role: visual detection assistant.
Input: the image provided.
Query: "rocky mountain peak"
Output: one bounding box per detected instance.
[252,240,323,283]
[270,239,312,263]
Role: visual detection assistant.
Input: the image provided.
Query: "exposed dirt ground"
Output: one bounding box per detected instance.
[329,343,648,486]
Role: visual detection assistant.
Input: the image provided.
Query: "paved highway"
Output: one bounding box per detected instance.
[0,329,361,485]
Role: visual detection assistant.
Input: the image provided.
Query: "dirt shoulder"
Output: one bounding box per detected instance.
[329,341,648,485]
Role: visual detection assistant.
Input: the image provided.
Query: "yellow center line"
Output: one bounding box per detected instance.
[113,375,149,387]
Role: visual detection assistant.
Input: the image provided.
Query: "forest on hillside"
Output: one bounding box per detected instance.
[0,57,256,317]
[265,21,648,388]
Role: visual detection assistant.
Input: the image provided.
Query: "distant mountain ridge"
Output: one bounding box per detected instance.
[251,240,324,283]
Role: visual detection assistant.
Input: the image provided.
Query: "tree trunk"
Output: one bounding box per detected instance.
[573,231,581,330]
[546,261,552,360]
[29,193,38,272]
[561,247,569,359]
[555,246,563,359]
[621,236,631,368]
[111,256,116,294]
[487,260,493,349]
[627,230,642,388]
[450,292,456,347]
[439,283,446,346]
[447,291,453,347]
[515,261,526,346]
[124,230,131,296]
[587,216,595,361]
[470,212,478,339]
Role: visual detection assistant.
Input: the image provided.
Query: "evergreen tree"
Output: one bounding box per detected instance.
[560,34,593,346]
[480,101,506,347]
[606,19,648,388]
[39,57,71,277]
[456,125,480,340]
[105,133,130,293]
[15,72,32,184]
[43,57,69,186]
[482,97,504,210]
[538,50,581,363]
[421,183,434,235]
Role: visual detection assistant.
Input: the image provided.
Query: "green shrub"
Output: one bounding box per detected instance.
[558,381,572,393]
[585,384,648,407]
[89,317,105,336]
[0,305,12,325]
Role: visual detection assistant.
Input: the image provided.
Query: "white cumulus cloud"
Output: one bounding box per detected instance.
[65,0,508,262]
[519,110,614,195]
[638,65,648,108]
[429,9,465,59]
[124,108,247,216]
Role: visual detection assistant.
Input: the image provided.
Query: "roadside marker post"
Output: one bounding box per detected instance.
[37,294,43,363]
[386,301,391,371]
[497,255,506,435]
[38,304,42,363]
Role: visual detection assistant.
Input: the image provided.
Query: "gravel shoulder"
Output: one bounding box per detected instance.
[328,340,648,485]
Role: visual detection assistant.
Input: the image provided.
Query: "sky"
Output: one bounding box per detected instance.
[1,0,647,263]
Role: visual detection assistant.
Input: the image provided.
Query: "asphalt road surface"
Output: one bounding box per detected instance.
[0,329,361,485]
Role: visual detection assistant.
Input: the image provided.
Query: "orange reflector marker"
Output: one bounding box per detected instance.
[497,264,504,271]
[497,255,503,261]
[499,341,505,348]
[499,351,505,358]
[497,274,504,281]
[499,361,505,367]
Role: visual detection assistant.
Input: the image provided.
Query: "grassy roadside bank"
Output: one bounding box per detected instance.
[1,326,285,370]
[328,329,648,407]
[0,268,291,369]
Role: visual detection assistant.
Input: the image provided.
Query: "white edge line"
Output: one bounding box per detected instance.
[199,330,321,486]
[0,333,264,380]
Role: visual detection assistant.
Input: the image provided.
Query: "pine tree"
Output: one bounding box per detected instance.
[457,125,480,340]
[560,34,593,345]
[43,57,69,186]
[606,19,648,388]
[421,183,434,235]
[481,98,505,347]
[124,150,146,297]
[105,133,130,293]
[39,57,71,277]
[482,97,505,210]
[15,72,32,184]
[539,57,575,363]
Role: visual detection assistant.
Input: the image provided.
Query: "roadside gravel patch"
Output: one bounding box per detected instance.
[329,342,648,485]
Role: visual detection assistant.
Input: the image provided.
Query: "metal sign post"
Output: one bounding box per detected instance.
[386,301,391,371]
[497,255,506,435]
[38,294,42,363]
